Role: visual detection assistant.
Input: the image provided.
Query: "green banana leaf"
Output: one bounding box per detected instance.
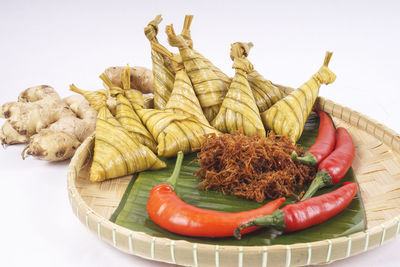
[110,114,366,246]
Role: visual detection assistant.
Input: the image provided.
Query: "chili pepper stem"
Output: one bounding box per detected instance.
[233,210,285,239]
[301,170,333,200]
[166,151,184,189]
[291,151,318,166]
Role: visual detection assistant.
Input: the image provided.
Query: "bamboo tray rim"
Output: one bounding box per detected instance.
[67,93,400,267]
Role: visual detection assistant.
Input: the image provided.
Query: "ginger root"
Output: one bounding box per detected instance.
[1,121,29,145]
[104,66,154,94]
[1,85,97,161]
[1,85,66,138]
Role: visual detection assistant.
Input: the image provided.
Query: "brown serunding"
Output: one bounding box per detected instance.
[195,130,316,202]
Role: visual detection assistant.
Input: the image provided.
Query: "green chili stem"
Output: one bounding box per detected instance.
[233,210,285,239]
[166,151,184,189]
[301,170,333,201]
[291,151,318,166]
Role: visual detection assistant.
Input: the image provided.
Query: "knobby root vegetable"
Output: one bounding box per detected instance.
[104,66,154,94]
[23,129,81,161]
[1,85,97,161]
[1,121,29,145]
[23,94,97,161]
[1,85,68,141]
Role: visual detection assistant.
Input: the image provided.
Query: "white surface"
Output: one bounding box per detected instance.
[1,0,399,266]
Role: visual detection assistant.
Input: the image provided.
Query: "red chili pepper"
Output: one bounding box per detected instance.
[301,127,355,200]
[234,182,358,239]
[292,110,336,166]
[147,151,285,237]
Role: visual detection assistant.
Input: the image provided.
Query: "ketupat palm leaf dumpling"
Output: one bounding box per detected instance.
[230,42,287,113]
[134,105,220,157]
[180,15,232,88]
[211,42,265,137]
[69,84,108,112]
[151,42,210,126]
[90,106,165,182]
[261,51,336,143]
[97,67,158,151]
[115,94,157,152]
[144,14,175,109]
[166,24,227,122]
[248,68,287,113]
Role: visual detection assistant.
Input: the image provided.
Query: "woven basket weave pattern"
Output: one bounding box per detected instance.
[67,90,400,267]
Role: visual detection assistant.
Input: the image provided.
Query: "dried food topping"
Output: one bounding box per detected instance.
[195,130,316,202]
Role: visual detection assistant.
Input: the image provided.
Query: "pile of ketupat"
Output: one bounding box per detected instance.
[66,14,336,190]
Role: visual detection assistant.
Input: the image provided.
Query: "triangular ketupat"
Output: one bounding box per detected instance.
[229,42,287,113]
[134,105,220,157]
[166,24,227,122]
[261,52,336,143]
[98,68,157,151]
[69,84,108,112]
[90,107,165,182]
[180,15,232,88]
[115,94,157,152]
[144,14,175,109]
[151,42,210,126]
[211,43,265,137]
[248,69,286,113]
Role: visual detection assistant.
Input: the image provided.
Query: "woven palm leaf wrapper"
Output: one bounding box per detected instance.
[98,67,158,152]
[232,43,288,113]
[211,43,265,137]
[133,101,220,157]
[144,14,175,109]
[69,84,120,115]
[227,41,287,113]
[181,15,232,88]
[69,85,108,112]
[89,105,165,182]
[166,24,228,122]
[262,52,336,143]
[151,42,211,126]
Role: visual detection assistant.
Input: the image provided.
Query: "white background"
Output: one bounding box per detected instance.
[1,0,399,266]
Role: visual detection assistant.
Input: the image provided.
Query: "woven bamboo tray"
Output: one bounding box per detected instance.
[67,86,400,267]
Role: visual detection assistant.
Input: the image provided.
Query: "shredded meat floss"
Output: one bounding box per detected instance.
[195,130,316,203]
